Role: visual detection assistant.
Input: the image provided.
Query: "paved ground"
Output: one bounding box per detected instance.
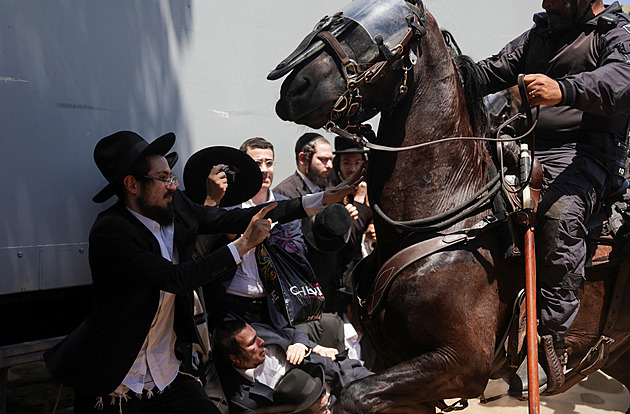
[447,373,630,413]
[7,362,630,413]
[6,362,73,414]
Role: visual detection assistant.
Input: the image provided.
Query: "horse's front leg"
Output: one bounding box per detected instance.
[332,346,492,414]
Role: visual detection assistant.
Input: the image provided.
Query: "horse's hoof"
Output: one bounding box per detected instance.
[508,356,548,397]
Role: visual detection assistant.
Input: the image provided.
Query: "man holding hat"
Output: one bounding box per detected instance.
[44,130,361,414]
[183,138,305,330]
[331,136,375,311]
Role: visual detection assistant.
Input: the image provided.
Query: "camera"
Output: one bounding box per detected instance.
[219,165,237,184]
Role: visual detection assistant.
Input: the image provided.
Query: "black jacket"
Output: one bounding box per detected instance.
[474,2,630,150]
[201,191,308,329]
[273,171,313,198]
[44,190,306,396]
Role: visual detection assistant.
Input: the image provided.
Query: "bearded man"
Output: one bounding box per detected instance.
[274,133,354,313]
[274,132,334,196]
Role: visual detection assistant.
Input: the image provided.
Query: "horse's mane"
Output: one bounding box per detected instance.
[441,30,489,137]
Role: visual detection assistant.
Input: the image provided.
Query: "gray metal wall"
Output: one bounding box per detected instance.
[0,0,540,294]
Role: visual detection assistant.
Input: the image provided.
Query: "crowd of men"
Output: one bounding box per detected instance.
[42,0,630,411]
[45,129,377,414]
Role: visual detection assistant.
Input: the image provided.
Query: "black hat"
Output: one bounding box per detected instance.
[302,203,352,253]
[333,136,368,155]
[183,146,262,207]
[165,152,179,168]
[92,130,176,203]
[273,365,325,413]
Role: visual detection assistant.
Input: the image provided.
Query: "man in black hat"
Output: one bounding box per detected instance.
[331,137,375,311]
[272,365,329,414]
[43,130,360,414]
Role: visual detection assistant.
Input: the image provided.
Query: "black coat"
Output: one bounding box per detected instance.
[44,190,306,396]
[273,171,313,198]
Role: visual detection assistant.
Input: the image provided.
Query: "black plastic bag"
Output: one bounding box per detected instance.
[256,225,324,325]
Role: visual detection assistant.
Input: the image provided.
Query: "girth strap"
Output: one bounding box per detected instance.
[362,212,509,316]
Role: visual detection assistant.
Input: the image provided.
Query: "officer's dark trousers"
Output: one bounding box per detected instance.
[535,145,609,346]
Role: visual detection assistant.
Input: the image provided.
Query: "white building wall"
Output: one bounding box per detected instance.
[0,0,541,292]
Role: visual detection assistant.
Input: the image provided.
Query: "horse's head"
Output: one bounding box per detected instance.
[269,0,429,130]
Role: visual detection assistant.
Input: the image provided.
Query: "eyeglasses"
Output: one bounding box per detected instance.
[253,159,275,169]
[142,174,178,187]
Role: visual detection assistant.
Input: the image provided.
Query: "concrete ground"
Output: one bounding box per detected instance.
[7,362,630,413]
[447,372,630,414]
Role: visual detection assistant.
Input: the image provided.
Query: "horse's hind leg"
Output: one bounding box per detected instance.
[333,348,491,414]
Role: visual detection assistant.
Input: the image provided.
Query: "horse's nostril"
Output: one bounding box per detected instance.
[289,76,311,98]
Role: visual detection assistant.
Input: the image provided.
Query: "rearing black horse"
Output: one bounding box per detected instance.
[269,0,630,412]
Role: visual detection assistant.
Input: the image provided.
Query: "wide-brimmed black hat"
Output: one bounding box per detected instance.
[165,152,178,169]
[302,203,352,253]
[333,136,368,155]
[183,146,262,207]
[92,130,176,203]
[273,365,325,413]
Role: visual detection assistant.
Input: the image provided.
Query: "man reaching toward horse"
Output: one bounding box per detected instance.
[474,0,630,395]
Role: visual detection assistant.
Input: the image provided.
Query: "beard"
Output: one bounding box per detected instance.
[137,188,175,226]
[547,2,574,32]
[306,162,330,189]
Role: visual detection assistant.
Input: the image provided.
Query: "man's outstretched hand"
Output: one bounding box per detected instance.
[322,163,366,205]
[232,203,277,256]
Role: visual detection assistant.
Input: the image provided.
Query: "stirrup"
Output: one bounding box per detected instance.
[507,356,548,399]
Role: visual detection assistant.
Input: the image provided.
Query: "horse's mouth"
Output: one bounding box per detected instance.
[276,98,335,129]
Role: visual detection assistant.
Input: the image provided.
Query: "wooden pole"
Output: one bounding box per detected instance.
[524,225,540,414]
[520,143,540,414]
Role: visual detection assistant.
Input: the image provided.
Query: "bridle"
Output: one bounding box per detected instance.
[320,26,422,132]
[319,2,429,132]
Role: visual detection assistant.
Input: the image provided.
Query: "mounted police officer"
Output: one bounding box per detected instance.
[473,0,630,395]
